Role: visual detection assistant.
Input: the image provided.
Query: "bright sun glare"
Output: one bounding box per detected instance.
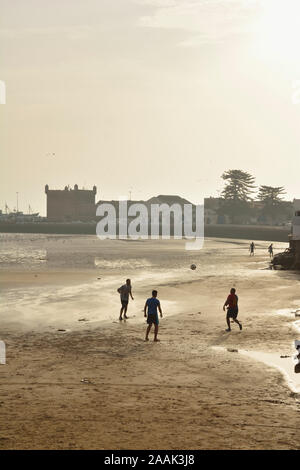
[255,0,300,63]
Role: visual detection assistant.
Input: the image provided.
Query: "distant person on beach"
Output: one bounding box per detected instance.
[118,279,134,320]
[249,242,255,256]
[223,287,242,332]
[268,243,274,258]
[144,290,163,342]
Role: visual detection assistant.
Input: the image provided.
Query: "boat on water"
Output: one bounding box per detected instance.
[0,206,43,223]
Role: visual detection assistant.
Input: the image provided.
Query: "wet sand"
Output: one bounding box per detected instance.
[0,235,300,449]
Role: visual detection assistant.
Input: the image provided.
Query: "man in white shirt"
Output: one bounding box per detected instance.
[117,278,134,320]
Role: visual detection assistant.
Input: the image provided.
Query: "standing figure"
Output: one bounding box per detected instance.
[118,278,134,320]
[249,242,255,256]
[144,290,163,342]
[268,243,273,259]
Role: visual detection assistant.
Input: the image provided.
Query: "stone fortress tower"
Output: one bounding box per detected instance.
[45,184,97,222]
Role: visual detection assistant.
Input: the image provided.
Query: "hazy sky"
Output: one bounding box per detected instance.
[2,0,300,215]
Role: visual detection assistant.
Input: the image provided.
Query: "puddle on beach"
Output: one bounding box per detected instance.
[276,308,296,317]
[213,306,300,393]
[275,307,300,333]
[294,320,300,333]
[212,346,300,393]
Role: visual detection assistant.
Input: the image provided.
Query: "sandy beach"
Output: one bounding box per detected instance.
[0,234,300,450]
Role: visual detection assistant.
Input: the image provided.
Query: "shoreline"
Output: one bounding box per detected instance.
[0,224,290,242]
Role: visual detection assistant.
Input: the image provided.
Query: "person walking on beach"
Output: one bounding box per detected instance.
[144,290,163,342]
[249,242,255,256]
[268,243,273,259]
[118,279,134,320]
[223,287,242,332]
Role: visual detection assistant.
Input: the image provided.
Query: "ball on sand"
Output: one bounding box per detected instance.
[190,264,197,270]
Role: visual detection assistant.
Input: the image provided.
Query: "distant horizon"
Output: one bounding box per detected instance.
[0,184,295,218]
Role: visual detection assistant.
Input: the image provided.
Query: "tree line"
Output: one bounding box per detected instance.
[215,170,292,225]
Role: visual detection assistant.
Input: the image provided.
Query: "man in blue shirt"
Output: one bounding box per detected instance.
[144,290,163,342]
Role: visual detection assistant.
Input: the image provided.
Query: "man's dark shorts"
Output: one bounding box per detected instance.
[121,299,128,308]
[147,313,159,325]
[227,307,238,320]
